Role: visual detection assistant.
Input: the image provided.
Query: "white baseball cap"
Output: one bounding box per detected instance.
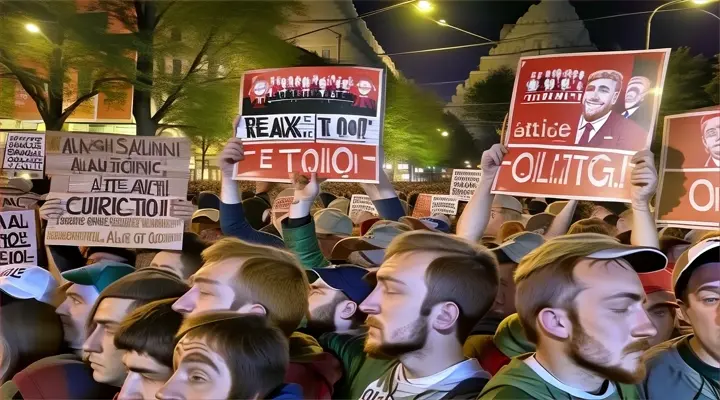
[0,265,58,304]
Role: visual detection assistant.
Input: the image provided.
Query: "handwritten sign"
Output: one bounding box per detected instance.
[235,66,386,183]
[492,50,670,202]
[656,108,720,230]
[44,192,184,250]
[0,210,38,266]
[450,169,482,201]
[0,192,45,211]
[431,195,460,216]
[349,194,379,221]
[2,133,45,179]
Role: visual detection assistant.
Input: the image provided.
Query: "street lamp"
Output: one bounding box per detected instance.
[441,131,449,137]
[438,19,447,25]
[25,23,41,33]
[646,0,716,49]
[416,0,433,12]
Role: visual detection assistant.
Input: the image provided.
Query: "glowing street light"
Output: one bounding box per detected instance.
[646,0,717,49]
[464,160,470,164]
[692,0,711,4]
[438,19,447,25]
[25,23,41,33]
[416,0,433,13]
[441,131,449,137]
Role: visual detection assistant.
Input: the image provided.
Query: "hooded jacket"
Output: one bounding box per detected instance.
[492,313,535,358]
[268,383,304,399]
[464,313,536,376]
[287,332,342,399]
[479,356,640,400]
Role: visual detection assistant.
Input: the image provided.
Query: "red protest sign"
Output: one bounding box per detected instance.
[492,50,670,202]
[412,194,432,218]
[656,108,720,230]
[234,66,386,183]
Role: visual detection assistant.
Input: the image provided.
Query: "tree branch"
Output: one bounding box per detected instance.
[154,0,176,29]
[59,76,133,122]
[152,28,217,123]
[0,49,49,120]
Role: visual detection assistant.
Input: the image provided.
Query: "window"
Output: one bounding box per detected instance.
[172,59,182,78]
[383,163,392,170]
[415,168,424,173]
[397,163,408,170]
[321,49,331,59]
[401,174,410,181]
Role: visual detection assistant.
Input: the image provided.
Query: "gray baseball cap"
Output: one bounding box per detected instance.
[493,232,545,263]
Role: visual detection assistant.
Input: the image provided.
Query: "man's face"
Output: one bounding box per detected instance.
[83,297,135,386]
[485,207,518,237]
[681,263,720,364]
[644,291,677,347]
[172,258,240,317]
[567,258,657,384]
[360,251,430,358]
[118,351,172,400]
[624,78,650,109]
[357,80,372,95]
[150,251,185,280]
[307,279,342,333]
[702,116,720,159]
[493,262,518,316]
[156,335,232,400]
[582,78,620,122]
[56,283,100,350]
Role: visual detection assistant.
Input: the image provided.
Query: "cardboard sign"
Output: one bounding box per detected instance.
[2,133,45,179]
[0,192,45,211]
[234,66,386,183]
[450,169,482,201]
[349,194,378,220]
[411,194,432,218]
[492,50,670,202]
[431,195,460,216]
[44,192,184,250]
[656,108,720,230]
[0,210,38,266]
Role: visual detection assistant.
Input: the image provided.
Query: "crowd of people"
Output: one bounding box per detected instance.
[0,125,718,400]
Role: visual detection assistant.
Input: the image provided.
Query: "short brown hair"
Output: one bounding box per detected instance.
[201,238,308,336]
[177,313,288,399]
[587,69,624,89]
[514,233,627,343]
[0,296,64,382]
[384,231,499,342]
[568,218,614,236]
[114,298,183,368]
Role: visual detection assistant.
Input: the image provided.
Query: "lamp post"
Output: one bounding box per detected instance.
[646,0,714,49]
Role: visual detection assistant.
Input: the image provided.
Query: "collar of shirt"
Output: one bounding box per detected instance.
[524,355,617,399]
[577,111,612,145]
[625,106,639,116]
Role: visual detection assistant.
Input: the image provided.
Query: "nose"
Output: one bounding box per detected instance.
[83,325,103,354]
[359,287,381,315]
[56,299,71,317]
[156,372,183,400]
[117,372,143,400]
[633,307,658,339]
[172,290,196,315]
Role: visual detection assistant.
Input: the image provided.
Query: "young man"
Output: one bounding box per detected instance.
[642,236,720,400]
[142,233,208,281]
[480,233,667,399]
[171,238,341,399]
[114,298,183,400]
[83,270,189,388]
[322,230,499,399]
[57,261,136,354]
[157,313,302,400]
[306,265,373,336]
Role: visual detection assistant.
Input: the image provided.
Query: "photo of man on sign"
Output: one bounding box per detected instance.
[701,113,720,167]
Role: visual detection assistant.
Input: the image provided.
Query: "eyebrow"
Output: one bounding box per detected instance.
[128,366,161,375]
[695,283,720,293]
[376,275,407,286]
[182,353,220,373]
[191,276,222,286]
[94,319,120,327]
[602,292,642,302]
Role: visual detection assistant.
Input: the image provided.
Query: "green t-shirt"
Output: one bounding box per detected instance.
[319,332,395,399]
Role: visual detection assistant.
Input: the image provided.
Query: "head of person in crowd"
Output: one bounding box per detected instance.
[490,232,545,318]
[306,265,373,336]
[314,208,353,258]
[590,201,627,221]
[638,268,679,347]
[525,213,555,235]
[157,313,294,400]
[143,233,208,281]
[673,235,720,367]
[659,235,691,266]
[332,220,412,267]
[0,294,64,384]
[498,221,525,243]
[485,195,523,238]
[527,198,547,215]
[568,218,615,236]
[83,270,189,387]
[172,238,308,337]
[616,209,633,234]
[190,207,219,238]
[360,230,499,360]
[86,247,137,267]
[114,298,183,400]
[515,233,667,384]
[327,197,350,215]
[58,262,135,353]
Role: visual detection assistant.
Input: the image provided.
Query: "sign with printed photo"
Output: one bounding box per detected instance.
[2,133,45,179]
[234,66,386,183]
[450,169,482,201]
[492,49,670,202]
[0,209,38,266]
[656,108,720,230]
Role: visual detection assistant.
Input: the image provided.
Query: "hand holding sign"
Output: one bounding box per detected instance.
[218,131,245,178]
[169,199,195,226]
[39,198,66,221]
[630,150,657,212]
[481,144,508,181]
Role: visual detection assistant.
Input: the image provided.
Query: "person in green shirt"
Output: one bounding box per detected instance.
[480,233,668,400]
[321,230,499,399]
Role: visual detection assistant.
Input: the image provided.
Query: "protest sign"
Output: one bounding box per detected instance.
[0,192,45,210]
[492,50,670,202]
[656,108,720,230]
[450,169,482,201]
[44,192,184,250]
[272,195,294,221]
[0,210,38,266]
[412,194,432,218]
[2,133,45,179]
[431,195,460,216]
[349,194,378,220]
[234,66,386,183]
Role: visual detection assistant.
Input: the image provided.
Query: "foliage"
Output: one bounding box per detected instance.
[441,111,486,168]
[463,66,516,144]
[0,0,134,129]
[705,54,719,104]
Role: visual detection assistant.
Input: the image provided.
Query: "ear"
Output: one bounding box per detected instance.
[537,307,571,340]
[337,300,357,320]
[677,299,690,321]
[611,91,620,105]
[238,303,267,316]
[431,302,460,331]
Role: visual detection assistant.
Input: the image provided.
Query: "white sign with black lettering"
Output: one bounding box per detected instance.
[315,114,381,145]
[2,133,45,178]
[349,194,378,220]
[450,169,482,201]
[239,114,316,142]
[0,210,38,266]
[431,195,459,216]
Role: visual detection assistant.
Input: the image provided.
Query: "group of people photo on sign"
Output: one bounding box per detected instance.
[525,69,587,92]
[0,50,719,400]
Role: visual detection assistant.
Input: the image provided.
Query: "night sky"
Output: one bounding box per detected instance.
[353,0,720,101]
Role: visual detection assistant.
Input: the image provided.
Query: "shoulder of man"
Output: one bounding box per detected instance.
[476,385,532,400]
[441,377,490,399]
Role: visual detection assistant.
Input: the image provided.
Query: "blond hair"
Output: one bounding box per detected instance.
[568,218,614,236]
[201,238,308,336]
[587,69,624,89]
[384,231,499,342]
[514,233,626,343]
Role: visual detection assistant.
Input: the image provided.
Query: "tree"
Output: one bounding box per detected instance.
[441,111,485,168]
[0,0,134,130]
[99,0,303,136]
[463,66,516,147]
[705,54,719,104]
